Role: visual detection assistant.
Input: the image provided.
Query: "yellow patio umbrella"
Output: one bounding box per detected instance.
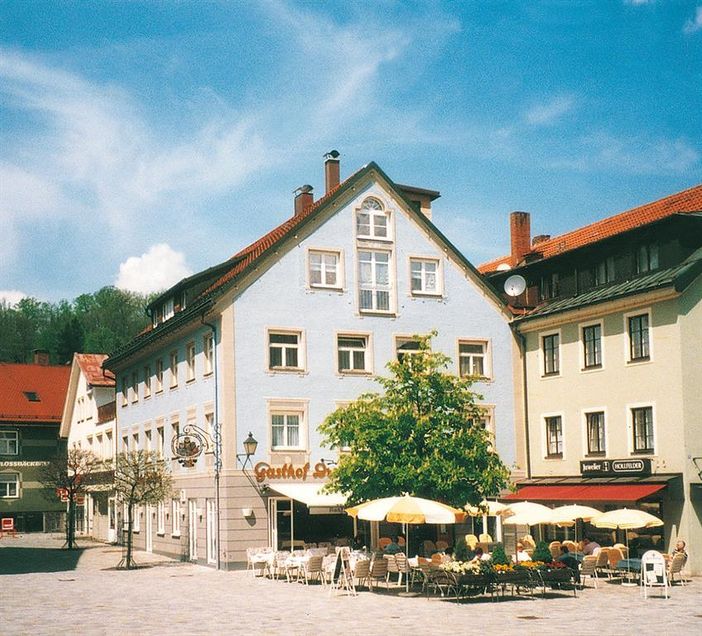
[346,494,465,592]
[550,504,602,544]
[502,501,555,561]
[591,508,663,584]
[465,499,508,540]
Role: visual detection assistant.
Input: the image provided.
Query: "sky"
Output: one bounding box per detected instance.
[1,0,700,303]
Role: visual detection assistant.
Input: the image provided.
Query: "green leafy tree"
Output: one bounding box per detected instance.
[114,451,173,569]
[532,540,552,563]
[320,332,510,508]
[39,447,103,549]
[490,542,510,566]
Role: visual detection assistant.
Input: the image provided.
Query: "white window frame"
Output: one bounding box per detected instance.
[267,329,305,372]
[203,333,214,376]
[155,358,164,393]
[457,339,491,380]
[170,350,179,388]
[0,472,19,498]
[336,332,372,374]
[582,408,608,456]
[172,499,181,536]
[627,402,656,456]
[355,197,392,241]
[358,249,394,314]
[157,501,165,535]
[579,319,604,372]
[409,256,442,297]
[170,416,180,460]
[131,371,139,403]
[143,365,152,399]
[156,423,165,459]
[133,504,141,532]
[542,412,565,459]
[144,427,152,453]
[268,399,308,452]
[540,329,561,377]
[308,248,343,290]
[395,335,424,362]
[122,435,129,452]
[121,376,128,407]
[624,308,652,364]
[186,341,196,382]
[0,430,19,455]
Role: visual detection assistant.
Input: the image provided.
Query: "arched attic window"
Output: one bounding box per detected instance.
[356,197,390,240]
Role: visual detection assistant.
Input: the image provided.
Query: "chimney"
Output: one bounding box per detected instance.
[294,184,314,217]
[324,150,340,193]
[510,211,531,267]
[33,349,50,366]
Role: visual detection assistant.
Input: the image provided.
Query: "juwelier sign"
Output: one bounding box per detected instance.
[580,458,651,477]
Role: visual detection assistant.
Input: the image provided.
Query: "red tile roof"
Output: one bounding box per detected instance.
[479,184,702,273]
[0,363,71,422]
[75,354,115,387]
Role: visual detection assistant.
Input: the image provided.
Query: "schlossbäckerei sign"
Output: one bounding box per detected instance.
[580,458,652,477]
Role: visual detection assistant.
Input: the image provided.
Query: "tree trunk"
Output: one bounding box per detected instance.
[67,498,75,550]
[126,502,134,569]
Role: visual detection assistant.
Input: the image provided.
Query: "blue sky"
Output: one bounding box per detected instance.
[1,0,700,302]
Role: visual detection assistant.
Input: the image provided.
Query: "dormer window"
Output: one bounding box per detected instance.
[163,298,174,321]
[356,197,389,240]
[23,391,40,402]
[636,244,659,274]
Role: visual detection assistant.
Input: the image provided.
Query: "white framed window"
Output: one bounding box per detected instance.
[458,340,490,379]
[205,412,214,441]
[203,333,214,376]
[133,505,141,532]
[268,400,308,451]
[410,257,441,296]
[631,405,655,454]
[171,419,180,457]
[626,310,651,362]
[581,321,603,370]
[541,331,560,376]
[186,341,196,382]
[121,376,128,407]
[157,501,165,535]
[105,431,113,459]
[163,298,175,321]
[585,411,606,455]
[131,371,139,403]
[156,425,165,459]
[155,359,164,393]
[143,365,152,398]
[132,432,139,451]
[268,330,304,371]
[337,334,370,373]
[0,430,19,455]
[308,249,342,289]
[144,428,152,453]
[95,434,103,459]
[170,351,179,388]
[122,435,129,452]
[172,499,181,536]
[0,473,19,498]
[544,415,563,458]
[358,250,392,313]
[396,336,423,362]
[356,197,390,240]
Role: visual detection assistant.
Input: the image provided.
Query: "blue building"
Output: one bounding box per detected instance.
[105,153,523,567]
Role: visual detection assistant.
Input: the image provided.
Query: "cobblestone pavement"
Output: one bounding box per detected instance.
[2,533,701,636]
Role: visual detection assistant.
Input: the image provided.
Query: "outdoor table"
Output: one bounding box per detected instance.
[617,558,642,585]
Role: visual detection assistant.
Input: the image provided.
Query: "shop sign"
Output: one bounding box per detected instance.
[0,461,49,467]
[254,461,331,483]
[580,458,651,477]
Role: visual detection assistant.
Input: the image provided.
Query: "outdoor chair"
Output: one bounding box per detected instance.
[580,555,599,589]
[368,558,389,591]
[668,552,687,586]
[378,537,392,550]
[595,547,611,578]
[384,554,399,584]
[478,533,492,543]
[426,569,460,601]
[246,547,270,577]
[607,546,624,576]
[423,539,437,555]
[353,559,371,590]
[562,540,577,552]
[465,534,478,550]
[300,555,326,586]
[394,552,411,588]
[521,534,536,551]
[549,541,562,561]
[269,551,290,580]
[613,543,629,559]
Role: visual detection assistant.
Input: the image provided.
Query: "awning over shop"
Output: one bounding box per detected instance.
[504,483,666,502]
[268,483,346,513]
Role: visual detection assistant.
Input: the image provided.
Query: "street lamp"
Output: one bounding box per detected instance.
[237,432,258,468]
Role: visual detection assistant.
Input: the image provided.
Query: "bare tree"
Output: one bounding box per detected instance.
[114,450,173,569]
[39,447,102,549]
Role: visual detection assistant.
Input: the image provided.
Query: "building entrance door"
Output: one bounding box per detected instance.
[145,505,153,553]
[188,500,198,561]
[268,497,293,549]
[206,499,216,564]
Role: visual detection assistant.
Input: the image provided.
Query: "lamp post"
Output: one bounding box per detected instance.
[237,432,258,468]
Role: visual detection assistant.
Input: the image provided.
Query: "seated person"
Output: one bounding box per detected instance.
[556,545,580,583]
[582,537,601,556]
[383,535,402,555]
[671,539,688,560]
[470,546,491,562]
[513,543,532,563]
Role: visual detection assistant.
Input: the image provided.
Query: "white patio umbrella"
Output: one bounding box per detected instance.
[501,502,555,561]
[591,508,663,584]
[550,504,602,545]
[346,494,465,591]
[465,499,508,540]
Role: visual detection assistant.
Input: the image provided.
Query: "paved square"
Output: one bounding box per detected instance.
[2,534,700,635]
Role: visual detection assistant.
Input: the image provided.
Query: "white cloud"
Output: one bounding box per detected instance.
[524,94,577,126]
[624,0,655,6]
[0,290,28,306]
[683,6,702,34]
[115,244,192,294]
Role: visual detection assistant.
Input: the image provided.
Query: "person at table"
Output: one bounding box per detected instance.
[383,535,402,555]
[671,539,687,559]
[513,543,532,563]
[471,547,491,562]
[582,537,601,556]
[556,545,580,584]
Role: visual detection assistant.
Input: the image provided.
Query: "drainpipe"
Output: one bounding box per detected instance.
[516,329,532,480]
[201,314,221,570]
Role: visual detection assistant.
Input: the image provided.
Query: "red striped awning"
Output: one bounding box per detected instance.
[504,483,665,502]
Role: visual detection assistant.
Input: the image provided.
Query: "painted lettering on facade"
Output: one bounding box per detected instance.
[253,461,331,483]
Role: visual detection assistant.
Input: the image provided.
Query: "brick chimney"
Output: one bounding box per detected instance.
[294,185,314,217]
[510,211,531,267]
[33,349,50,366]
[324,150,340,193]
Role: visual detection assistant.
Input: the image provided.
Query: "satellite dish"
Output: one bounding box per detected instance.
[504,274,526,297]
